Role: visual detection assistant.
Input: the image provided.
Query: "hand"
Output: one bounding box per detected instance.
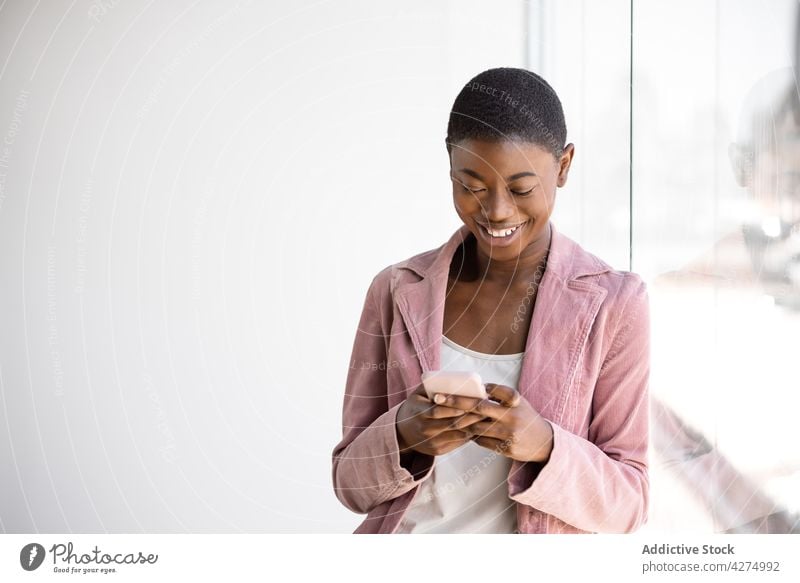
[433,383,554,463]
[396,384,485,456]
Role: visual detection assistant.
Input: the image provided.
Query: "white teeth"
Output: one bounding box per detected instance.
[485,224,522,238]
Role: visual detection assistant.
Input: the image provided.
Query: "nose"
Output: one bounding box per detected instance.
[481,186,520,223]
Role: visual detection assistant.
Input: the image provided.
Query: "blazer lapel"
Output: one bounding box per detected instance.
[517,265,607,425]
[393,228,469,379]
[516,222,608,422]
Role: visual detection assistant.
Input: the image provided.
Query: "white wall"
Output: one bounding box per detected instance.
[0,0,528,532]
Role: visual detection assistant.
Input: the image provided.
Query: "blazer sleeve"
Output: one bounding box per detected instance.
[508,274,650,533]
[331,271,434,515]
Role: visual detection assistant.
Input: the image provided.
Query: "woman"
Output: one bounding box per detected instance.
[331,67,650,534]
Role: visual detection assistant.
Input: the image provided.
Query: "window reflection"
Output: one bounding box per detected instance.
[647,3,800,533]
[534,0,800,532]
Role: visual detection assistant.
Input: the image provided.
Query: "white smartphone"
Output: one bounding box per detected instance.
[421,370,487,400]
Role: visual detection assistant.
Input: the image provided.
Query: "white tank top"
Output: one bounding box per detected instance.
[395,335,523,534]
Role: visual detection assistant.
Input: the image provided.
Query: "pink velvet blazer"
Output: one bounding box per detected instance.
[332,221,650,533]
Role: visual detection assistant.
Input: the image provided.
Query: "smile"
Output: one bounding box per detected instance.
[480,222,526,238]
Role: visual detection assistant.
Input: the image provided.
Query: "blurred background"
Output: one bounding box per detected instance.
[0,0,797,533]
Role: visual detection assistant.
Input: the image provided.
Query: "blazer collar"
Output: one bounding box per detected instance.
[393,220,611,419]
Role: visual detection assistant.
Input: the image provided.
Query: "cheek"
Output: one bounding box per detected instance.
[517,195,546,217]
[452,194,469,223]
[532,184,557,213]
[452,190,480,213]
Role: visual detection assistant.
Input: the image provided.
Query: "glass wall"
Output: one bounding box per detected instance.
[533,0,800,533]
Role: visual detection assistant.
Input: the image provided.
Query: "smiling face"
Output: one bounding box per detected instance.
[449,138,574,270]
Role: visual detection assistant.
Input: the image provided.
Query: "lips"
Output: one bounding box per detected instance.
[475,220,529,247]
[478,222,526,238]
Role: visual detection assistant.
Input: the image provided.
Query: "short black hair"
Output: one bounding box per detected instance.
[446,67,567,159]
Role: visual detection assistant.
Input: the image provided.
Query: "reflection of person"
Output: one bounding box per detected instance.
[650,36,800,532]
[331,68,651,533]
[730,67,800,310]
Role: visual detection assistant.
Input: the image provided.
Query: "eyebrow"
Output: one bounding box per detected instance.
[457,168,537,181]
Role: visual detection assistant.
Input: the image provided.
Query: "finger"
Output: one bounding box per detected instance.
[424,416,477,435]
[431,394,517,420]
[484,383,522,407]
[422,414,482,436]
[424,404,467,420]
[434,394,483,412]
[465,419,508,440]
[447,412,484,430]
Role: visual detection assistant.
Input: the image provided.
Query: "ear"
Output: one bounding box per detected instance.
[556,143,575,187]
[728,142,751,187]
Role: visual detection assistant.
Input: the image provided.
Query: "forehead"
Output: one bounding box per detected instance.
[449,139,554,173]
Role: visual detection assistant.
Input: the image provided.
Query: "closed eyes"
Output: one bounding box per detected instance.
[460,184,535,196]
